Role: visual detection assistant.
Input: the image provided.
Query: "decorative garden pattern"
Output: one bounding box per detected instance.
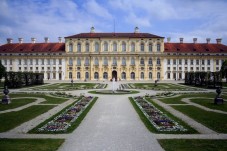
[133,96,187,132]
[38,96,94,132]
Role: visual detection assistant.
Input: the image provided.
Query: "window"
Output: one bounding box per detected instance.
[190,59,193,65]
[86,43,89,52]
[131,72,135,79]
[4,59,7,65]
[148,58,152,65]
[140,43,144,52]
[185,59,188,65]
[19,67,21,70]
[113,42,117,51]
[207,67,210,71]
[36,67,38,70]
[157,72,160,79]
[191,67,193,71]
[167,59,170,65]
[173,59,176,65]
[85,58,89,66]
[24,59,27,65]
[173,67,176,70]
[131,43,135,52]
[103,57,108,65]
[69,72,72,79]
[69,43,73,52]
[149,43,152,52]
[95,43,99,52]
[122,42,126,52]
[29,59,33,65]
[207,60,210,65]
[202,60,204,65]
[156,58,160,65]
[167,67,170,70]
[47,59,50,65]
[185,67,188,71]
[94,58,99,65]
[69,58,73,65]
[179,59,182,65]
[131,57,135,65]
[104,42,108,51]
[85,72,89,79]
[167,73,170,79]
[121,72,126,79]
[216,67,219,71]
[157,44,161,52]
[149,72,152,79]
[59,59,62,65]
[77,43,81,52]
[94,72,99,79]
[77,72,81,79]
[196,60,199,65]
[196,67,199,71]
[122,57,126,65]
[202,67,204,71]
[140,58,144,65]
[19,59,21,65]
[113,57,117,65]
[216,60,219,65]
[53,59,56,65]
[140,72,144,79]
[103,72,108,79]
[77,58,81,66]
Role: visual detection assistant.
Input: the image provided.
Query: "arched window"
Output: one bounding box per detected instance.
[103,57,108,65]
[157,72,160,79]
[113,57,117,65]
[77,43,81,52]
[157,58,161,65]
[86,43,89,52]
[103,72,108,79]
[94,58,99,65]
[85,72,89,79]
[131,42,135,52]
[140,72,144,79]
[94,72,99,79]
[69,43,73,52]
[95,42,99,52]
[157,43,161,52]
[113,42,117,51]
[77,72,81,79]
[122,57,126,65]
[131,72,135,80]
[122,42,126,52]
[148,58,152,65]
[131,57,135,65]
[149,72,152,79]
[149,43,152,52]
[69,58,73,65]
[104,42,108,51]
[69,72,72,79]
[77,58,81,66]
[140,58,144,65]
[140,43,144,52]
[85,58,89,66]
[121,72,126,80]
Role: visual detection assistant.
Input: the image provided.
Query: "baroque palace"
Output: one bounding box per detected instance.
[0,27,227,81]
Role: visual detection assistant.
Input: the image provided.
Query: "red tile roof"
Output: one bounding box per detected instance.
[0,43,65,53]
[66,33,164,39]
[164,43,227,53]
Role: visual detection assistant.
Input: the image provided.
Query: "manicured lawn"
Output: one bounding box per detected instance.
[172,105,227,133]
[158,95,187,104]
[88,90,139,95]
[0,139,64,151]
[129,97,197,134]
[0,98,36,111]
[0,105,55,132]
[10,93,68,104]
[190,98,227,112]
[158,139,227,151]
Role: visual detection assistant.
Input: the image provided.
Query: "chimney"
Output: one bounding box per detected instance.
[179,38,184,43]
[134,26,139,33]
[58,37,62,43]
[206,38,211,44]
[7,38,13,44]
[90,26,95,33]
[18,38,23,44]
[167,37,171,43]
[193,38,197,44]
[44,37,49,43]
[31,38,36,43]
[216,38,222,44]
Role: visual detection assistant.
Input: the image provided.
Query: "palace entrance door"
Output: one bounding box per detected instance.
[112,70,117,81]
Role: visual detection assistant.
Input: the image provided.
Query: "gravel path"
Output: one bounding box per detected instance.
[58,95,164,151]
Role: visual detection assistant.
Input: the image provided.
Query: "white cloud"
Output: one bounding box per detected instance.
[125,13,151,27]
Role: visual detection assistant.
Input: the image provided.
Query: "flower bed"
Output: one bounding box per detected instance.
[133,96,187,132]
[38,96,94,132]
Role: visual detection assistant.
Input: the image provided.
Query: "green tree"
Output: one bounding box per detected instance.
[0,60,6,79]
[220,60,227,83]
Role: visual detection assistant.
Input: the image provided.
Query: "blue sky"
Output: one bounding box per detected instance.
[0,0,227,44]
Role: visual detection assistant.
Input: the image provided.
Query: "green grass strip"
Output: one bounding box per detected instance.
[0,105,55,132]
[172,105,227,133]
[158,139,227,151]
[0,98,36,111]
[0,138,64,151]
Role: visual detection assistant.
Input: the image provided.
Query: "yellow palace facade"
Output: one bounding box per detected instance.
[0,27,227,81]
